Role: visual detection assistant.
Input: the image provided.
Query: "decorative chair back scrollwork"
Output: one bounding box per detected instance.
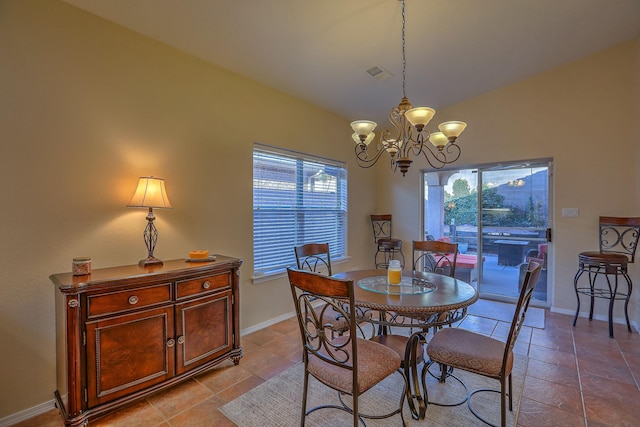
[573,216,640,337]
[294,243,348,337]
[294,243,332,275]
[287,268,407,426]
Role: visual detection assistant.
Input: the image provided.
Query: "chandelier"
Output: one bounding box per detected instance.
[350,0,467,176]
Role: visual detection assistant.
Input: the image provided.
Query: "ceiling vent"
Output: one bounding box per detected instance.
[366,66,392,81]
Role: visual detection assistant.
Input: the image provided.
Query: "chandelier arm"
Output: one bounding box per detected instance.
[402,125,424,157]
[415,142,462,169]
[353,142,391,169]
[386,108,404,142]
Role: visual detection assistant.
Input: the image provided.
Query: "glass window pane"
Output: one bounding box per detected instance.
[253,145,347,276]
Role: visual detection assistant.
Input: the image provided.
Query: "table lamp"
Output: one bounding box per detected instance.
[127,176,172,267]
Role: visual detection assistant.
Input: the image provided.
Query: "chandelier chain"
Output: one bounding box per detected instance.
[401,0,406,98]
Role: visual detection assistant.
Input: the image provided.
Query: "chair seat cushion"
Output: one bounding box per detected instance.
[426,328,512,378]
[377,238,402,249]
[579,251,628,266]
[308,336,401,394]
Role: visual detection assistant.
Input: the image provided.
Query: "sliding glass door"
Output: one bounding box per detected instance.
[423,160,552,305]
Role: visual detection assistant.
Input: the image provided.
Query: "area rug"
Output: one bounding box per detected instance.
[467,299,545,329]
[220,354,527,426]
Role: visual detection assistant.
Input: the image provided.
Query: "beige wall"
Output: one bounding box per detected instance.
[377,39,640,321]
[1,0,638,422]
[0,0,377,419]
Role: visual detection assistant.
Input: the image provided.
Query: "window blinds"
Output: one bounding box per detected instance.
[253,144,347,277]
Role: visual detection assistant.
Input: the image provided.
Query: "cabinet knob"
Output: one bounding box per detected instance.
[128,295,139,305]
[202,281,211,289]
[167,338,175,347]
[177,336,185,345]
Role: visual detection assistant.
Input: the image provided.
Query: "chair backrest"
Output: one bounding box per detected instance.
[287,268,359,371]
[294,243,332,275]
[503,260,542,365]
[371,214,393,244]
[598,216,640,263]
[412,240,459,277]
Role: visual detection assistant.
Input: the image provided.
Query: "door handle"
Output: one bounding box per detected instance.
[546,228,552,242]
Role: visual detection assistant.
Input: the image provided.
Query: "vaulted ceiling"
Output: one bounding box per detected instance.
[64,0,640,124]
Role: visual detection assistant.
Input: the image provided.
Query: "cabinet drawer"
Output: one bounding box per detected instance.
[87,283,172,318]
[176,272,231,300]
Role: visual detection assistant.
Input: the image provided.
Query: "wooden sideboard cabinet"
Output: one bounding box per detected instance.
[50,256,242,426]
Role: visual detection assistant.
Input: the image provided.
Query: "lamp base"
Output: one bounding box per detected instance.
[138,257,164,267]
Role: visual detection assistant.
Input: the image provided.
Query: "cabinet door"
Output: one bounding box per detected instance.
[175,290,233,375]
[86,306,175,407]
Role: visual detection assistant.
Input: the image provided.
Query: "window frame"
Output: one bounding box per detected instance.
[252,143,348,283]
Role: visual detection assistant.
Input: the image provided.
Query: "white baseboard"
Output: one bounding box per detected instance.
[0,399,56,427]
[240,310,296,336]
[551,306,639,333]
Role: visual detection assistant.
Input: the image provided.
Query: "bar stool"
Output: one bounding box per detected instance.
[573,216,640,337]
[370,214,405,268]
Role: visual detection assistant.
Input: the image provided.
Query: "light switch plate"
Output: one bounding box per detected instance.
[562,208,579,218]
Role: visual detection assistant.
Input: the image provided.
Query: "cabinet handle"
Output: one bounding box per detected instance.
[202,281,211,289]
[167,338,175,347]
[177,336,185,345]
[128,295,139,305]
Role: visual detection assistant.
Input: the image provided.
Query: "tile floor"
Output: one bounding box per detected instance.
[14,307,640,427]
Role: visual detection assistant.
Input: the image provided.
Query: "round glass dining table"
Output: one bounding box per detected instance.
[334,269,477,321]
[333,269,478,420]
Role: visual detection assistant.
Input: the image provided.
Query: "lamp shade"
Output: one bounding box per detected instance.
[438,121,467,139]
[429,131,449,148]
[350,120,377,136]
[127,176,172,209]
[405,107,435,130]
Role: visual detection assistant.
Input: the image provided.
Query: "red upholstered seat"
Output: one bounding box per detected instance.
[437,253,483,270]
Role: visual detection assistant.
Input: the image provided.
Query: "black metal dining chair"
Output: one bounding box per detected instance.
[293,243,350,338]
[287,268,408,426]
[423,260,542,427]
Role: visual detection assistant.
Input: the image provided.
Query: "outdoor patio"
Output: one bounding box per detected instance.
[474,252,548,303]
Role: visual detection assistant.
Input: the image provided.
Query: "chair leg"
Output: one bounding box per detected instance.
[607,273,616,338]
[508,373,513,411]
[623,272,633,332]
[501,376,507,427]
[301,370,309,427]
[573,268,584,326]
[439,363,448,383]
[352,391,359,427]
